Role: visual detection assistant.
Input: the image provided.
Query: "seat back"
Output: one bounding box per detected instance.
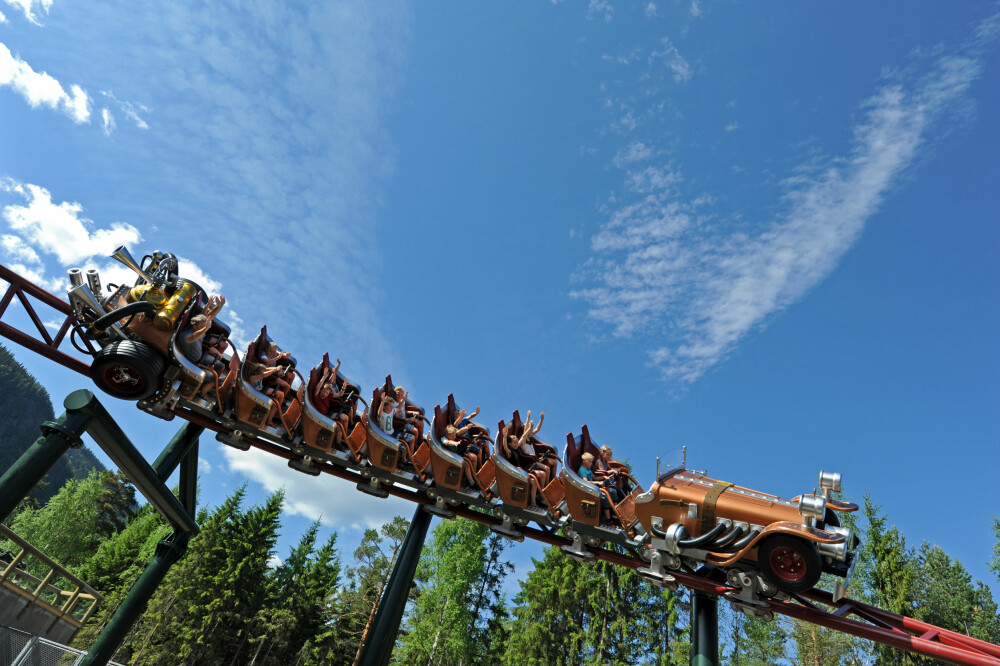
[565,432,583,476]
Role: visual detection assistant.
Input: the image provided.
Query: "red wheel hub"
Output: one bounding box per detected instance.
[769,545,807,582]
[101,364,146,396]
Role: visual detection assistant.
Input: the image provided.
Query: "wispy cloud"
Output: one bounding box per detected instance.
[101,90,149,130]
[100,108,115,136]
[2,0,52,26]
[645,2,657,18]
[0,43,90,123]
[221,446,412,530]
[575,20,994,385]
[0,10,7,24]
[587,0,614,23]
[649,38,692,84]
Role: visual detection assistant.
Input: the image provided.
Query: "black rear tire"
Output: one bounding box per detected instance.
[758,534,822,593]
[90,340,165,401]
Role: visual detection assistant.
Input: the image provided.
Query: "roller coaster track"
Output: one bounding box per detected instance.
[1,262,998,666]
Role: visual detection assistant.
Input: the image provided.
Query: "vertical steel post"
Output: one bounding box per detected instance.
[356,505,432,666]
[79,532,190,666]
[0,402,90,522]
[692,591,719,666]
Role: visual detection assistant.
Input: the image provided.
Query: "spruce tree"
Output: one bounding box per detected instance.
[856,493,920,666]
[915,543,1000,646]
[121,486,284,666]
[248,521,344,665]
[70,503,171,652]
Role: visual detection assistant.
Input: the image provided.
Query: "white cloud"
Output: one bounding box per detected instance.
[198,457,212,474]
[725,121,740,132]
[690,0,701,18]
[1,0,52,25]
[221,445,412,530]
[0,178,141,265]
[0,10,7,23]
[645,2,657,18]
[101,108,116,136]
[575,29,989,384]
[0,43,91,123]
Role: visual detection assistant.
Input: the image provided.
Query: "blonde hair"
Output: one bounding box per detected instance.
[322,383,333,392]
[445,425,458,437]
[600,445,612,456]
[581,452,595,462]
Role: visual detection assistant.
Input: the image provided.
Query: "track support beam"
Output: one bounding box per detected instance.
[356,504,432,666]
[692,590,719,666]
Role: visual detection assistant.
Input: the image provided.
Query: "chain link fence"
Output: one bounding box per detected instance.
[0,626,124,666]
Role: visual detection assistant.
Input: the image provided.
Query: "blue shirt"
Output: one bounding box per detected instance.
[578,466,593,481]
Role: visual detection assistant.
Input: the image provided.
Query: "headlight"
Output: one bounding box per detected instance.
[798,494,826,521]
[818,470,841,494]
[817,526,852,562]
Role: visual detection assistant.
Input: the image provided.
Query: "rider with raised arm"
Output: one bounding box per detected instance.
[314,358,350,446]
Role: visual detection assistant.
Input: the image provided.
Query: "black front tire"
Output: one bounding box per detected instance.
[758,534,822,593]
[90,341,165,401]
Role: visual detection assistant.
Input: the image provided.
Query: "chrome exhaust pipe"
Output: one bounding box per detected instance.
[85,269,102,297]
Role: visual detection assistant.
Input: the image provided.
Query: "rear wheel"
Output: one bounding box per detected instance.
[90,340,165,400]
[758,535,822,593]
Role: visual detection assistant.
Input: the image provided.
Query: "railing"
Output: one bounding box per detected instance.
[0,625,125,666]
[0,524,103,630]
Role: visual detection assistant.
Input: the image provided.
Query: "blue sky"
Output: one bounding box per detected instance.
[1,1,998,598]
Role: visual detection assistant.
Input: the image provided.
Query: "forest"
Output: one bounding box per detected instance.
[1,345,998,664]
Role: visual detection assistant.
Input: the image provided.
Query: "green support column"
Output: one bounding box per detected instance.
[79,532,190,666]
[692,590,719,666]
[152,421,203,481]
[0,400,90,522]
[356,505,432,666]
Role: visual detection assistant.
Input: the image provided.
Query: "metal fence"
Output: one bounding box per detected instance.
[0,626,124,666]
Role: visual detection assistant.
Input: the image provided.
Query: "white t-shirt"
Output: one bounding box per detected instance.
[378,411,394,433]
